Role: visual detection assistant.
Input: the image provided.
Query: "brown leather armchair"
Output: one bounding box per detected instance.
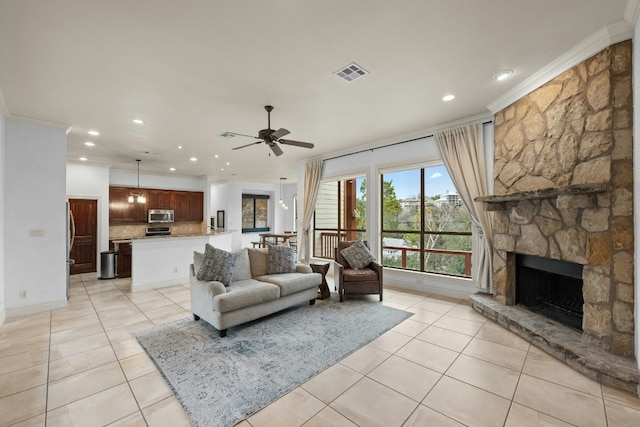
[334,240,383,302]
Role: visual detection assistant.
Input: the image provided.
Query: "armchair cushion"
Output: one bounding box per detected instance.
[343,268,378,282]
[340,240,376,269]
[196,244,238,286]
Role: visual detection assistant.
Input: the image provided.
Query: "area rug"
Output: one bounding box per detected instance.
[135,296,412,427]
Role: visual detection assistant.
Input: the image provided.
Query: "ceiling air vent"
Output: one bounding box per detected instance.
[334,63,368,82]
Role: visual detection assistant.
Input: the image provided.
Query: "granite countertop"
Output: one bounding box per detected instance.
[111,229,233,242]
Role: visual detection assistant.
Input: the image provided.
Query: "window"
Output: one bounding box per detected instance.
[313,176,366,259]
[381,165,472,277]
[242,194,269,233]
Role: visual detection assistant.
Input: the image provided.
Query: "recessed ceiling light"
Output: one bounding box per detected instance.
[493,70,513,81]
[190,157,197,162]
[132,119,144,124]
[221,168,225,171]
[79,157,87,161]
[442,94,456,102]
[88,130,100,136]
[226,162,230,166]
[169,167,176,171]
[84,141,95,147]
[214,154,219,158]
[178,146,183,149]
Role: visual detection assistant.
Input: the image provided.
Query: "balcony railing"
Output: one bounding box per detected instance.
[382,245,472,277]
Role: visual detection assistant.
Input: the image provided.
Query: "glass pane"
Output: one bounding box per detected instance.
[423,165,471,233]
[355,176,367,229]
[255,198,268,228]
[423,233,472,277]
[381,231,421,270]
[382,169,420,231]
[242,198,253,228]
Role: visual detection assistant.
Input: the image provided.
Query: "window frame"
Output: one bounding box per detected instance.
[241,194,270,233]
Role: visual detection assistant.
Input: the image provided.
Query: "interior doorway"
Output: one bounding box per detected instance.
[69,198,98,274]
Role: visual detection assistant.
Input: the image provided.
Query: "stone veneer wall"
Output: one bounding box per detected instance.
[491,40,634,357]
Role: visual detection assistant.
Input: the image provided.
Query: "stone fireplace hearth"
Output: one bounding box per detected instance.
[472,40,638,394]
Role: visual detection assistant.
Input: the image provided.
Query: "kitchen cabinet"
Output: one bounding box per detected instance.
[110,187,203,223]
[109,187,145,223]
[147,190,176,210]
[175,191,203,222]
[109,240,132,278]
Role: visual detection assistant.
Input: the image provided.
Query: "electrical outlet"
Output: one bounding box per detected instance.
[173,267,178,273]
[19,290,27,299]
[29,229,45,238]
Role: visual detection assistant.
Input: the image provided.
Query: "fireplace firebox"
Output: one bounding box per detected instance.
[515,254,584,331]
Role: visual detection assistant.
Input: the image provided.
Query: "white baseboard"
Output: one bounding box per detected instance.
[131,277,187,292]
[384,269,479,300]
[6,299,68,318]
[0,302,5,327]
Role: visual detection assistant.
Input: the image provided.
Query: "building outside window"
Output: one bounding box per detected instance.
[242,194,269,233]
[313,176,366,258]
[381,165,472,277]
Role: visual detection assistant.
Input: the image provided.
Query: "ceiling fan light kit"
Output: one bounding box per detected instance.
[228,106,314,157]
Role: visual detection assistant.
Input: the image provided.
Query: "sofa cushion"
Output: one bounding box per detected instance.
[213,279,280,313]
[248,247,269,277]
[340,240,376,269]
[196,244,237,286]
[231,248,252,282]
[267,245,296,274]
[257,272,321,297]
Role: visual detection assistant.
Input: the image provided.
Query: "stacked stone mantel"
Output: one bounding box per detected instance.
[489,40,634,358]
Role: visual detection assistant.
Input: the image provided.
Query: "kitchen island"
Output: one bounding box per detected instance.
[129,230,232,292]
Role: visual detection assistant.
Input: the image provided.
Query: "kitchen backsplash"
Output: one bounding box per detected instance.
[109,221,205,239]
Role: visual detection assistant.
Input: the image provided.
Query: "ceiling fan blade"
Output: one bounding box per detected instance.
[225,131,261,139]
[278,139,314,149]
[269,143,284,156]
[270,128,290,140]
[232,141,262,150]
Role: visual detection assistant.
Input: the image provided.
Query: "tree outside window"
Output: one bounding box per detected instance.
[242,194,269,233]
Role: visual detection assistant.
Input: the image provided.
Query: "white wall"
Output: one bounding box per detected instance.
[0,112,5,325]
[109,169,206,191]
[67,164,111,255]
[633,17,640,368]
[5,120,68,314]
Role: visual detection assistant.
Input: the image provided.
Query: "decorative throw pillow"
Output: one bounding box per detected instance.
[267,245,296,274]
[340,241,375,269]
[196,244,237,286]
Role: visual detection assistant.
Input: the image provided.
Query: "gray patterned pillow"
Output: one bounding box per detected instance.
[267,245,296,274]
[340,241,375,269]
[196,244,238,286]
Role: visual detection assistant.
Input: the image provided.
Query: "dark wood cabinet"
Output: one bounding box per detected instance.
[117,242,132,278]
[110,186,203,223]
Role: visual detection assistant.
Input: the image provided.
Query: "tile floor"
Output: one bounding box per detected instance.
[1,273,640,426]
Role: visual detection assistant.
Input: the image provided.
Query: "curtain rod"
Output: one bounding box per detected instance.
[325,120,493,162]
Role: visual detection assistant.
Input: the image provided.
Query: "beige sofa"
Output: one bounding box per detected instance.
[189,247,321,337]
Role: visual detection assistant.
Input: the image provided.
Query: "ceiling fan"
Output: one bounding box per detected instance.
[226,105,314,156]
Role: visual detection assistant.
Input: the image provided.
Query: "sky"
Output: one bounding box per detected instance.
[383,165,457,199]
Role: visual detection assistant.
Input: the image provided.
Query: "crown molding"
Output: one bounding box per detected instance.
[7,114,71,133]
[487,19,634,114]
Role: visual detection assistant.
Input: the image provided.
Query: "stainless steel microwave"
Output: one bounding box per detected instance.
[148,209,174,223]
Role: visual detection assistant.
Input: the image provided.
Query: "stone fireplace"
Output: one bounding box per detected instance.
[473,40,638,393]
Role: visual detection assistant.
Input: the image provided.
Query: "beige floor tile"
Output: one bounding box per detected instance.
[101,312,150,331]
[47,361,126,409]
[368,355,442,401]
[141,396,193,427]
[149,310,189,326]
[474,322,530,351]
[112,337,145,359]
[339,344,391,375]
[50,305,96,323]
[605,399,640,427]
[385,293,426,307]
[49,332,111,361]
[0,312,50,333]
[403,404,465,426]
[391,319,429,338]
[431,315,484,336]
[247,387,325,427]
[462,338,527,371]
[504,402,573,427]
[602,384,640,410]
[0,384,46,427]
[8,413,46,427]
[129,371,173,409]
[0,334,49,358]
[395,339,459,373]
[445,304,489,323]
[381,300,412,310]
[403,308,443,324]
[330,377,418,427]
[106,411,148,427]
[522,349,602,397]
[412,300,456,314]
[97,305,144,322]
[0,363,48,398]
[0,322,51,343]
[445,354,520,399]
[47,383,139,426]
[0,348,49,376]
[303,406,358,427]
[133,296,175,312]
[416,325,473,352]
[49,322,104,346]
[302,363,363,404]
[513,374,607,427]
[48,344,117,381]
[369,330,412,353]
[423,376,511,427]
[120,352,158,381]
[50,314,101,333]
[105,319,156,343]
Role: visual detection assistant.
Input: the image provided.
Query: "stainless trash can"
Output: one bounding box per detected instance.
[99,251,117,279]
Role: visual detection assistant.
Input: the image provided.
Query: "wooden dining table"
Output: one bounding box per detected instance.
[257,233,296,247]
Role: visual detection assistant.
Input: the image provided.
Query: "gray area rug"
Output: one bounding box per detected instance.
[135,295,412,427]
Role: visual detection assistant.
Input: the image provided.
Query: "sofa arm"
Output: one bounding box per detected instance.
[189,264,227,297]
[295,263,312,274]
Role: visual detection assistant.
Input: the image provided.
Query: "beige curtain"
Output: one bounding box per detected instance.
[435,123,493,290]
[298,160,323,263]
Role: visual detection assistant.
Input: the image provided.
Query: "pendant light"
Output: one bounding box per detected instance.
[280,177,288,210]
[128,159,146,204]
